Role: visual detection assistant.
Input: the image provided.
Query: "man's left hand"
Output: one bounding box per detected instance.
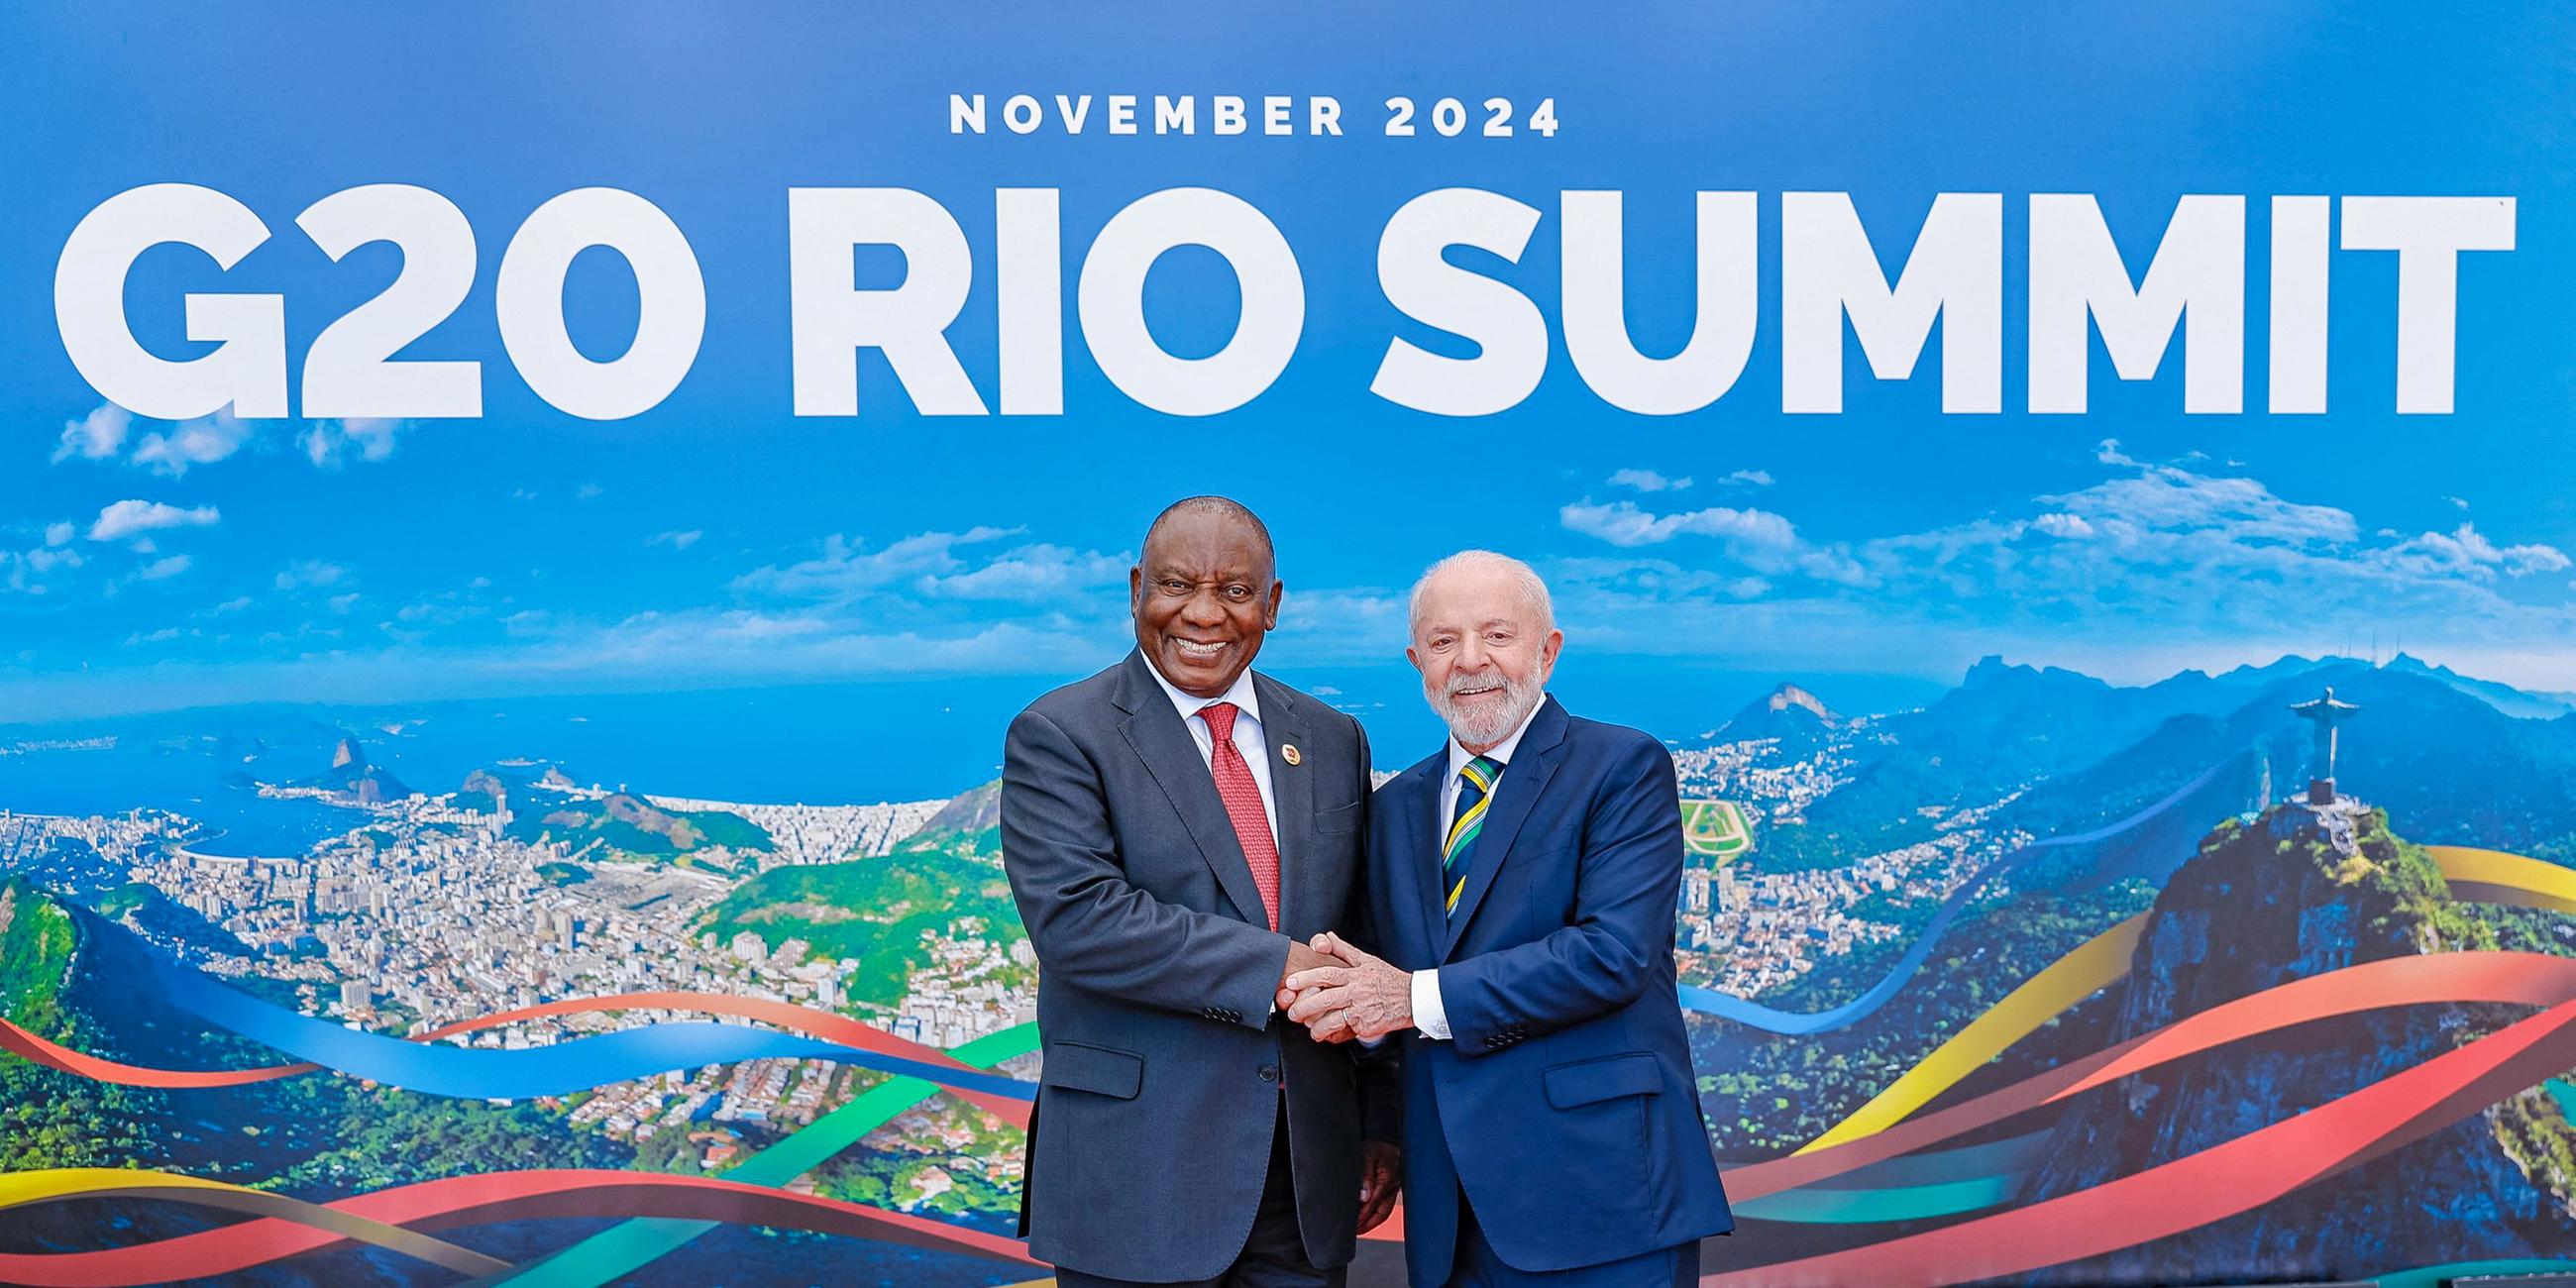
[1283,932,1413,1041]
[1356,1139,1401,1234]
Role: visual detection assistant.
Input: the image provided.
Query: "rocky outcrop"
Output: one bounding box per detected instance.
[601,793,704,849]
[458,769,509,816]
[299,734,410,805]
[2017,799,2575,1282]
[1714,684,1841,761]
[911,781,1001,841]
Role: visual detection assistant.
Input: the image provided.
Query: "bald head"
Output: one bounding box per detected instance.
[1407,550,1553,638]
[1143,496,1274,581]
[1131,496,1283,698]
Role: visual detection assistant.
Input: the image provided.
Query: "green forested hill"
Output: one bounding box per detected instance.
[698,786,1022,1010]
[0,879,159,1168]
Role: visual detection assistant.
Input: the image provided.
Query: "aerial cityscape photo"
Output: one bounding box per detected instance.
[8,5,2576,1285]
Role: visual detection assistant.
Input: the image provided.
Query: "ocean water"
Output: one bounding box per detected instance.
[0,662,1943,832]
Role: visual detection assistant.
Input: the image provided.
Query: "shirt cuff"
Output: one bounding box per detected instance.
[1411,968,1451,1040]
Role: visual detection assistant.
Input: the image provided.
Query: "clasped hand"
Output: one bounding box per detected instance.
[1276,931,1413,1043]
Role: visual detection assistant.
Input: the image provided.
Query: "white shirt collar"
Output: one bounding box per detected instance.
[1446,694,1546,784]
[1142,652,1262,727]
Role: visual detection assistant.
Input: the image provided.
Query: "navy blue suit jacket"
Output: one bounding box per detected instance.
[1363,697,1731,1284]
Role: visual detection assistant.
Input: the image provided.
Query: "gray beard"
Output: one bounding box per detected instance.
[1430,672,1542,750]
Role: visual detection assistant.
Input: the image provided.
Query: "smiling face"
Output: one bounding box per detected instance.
[1130,507,1282,698]
[1407,559,1562,752]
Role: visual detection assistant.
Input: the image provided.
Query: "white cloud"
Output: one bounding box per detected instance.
[299,417,404,469]
[2367,522,2569,582]
[576,482,604,500]
[88,499,220,543]
[275,560,350,591]
[1543,450,2576,690]
[919,543,1129,601]
[1608,468,1693,492]
[210,595,255,614]
[1559,498,1798,551]
[124,627,182,645]
[24,548,83,574]
[327,592,362,613]
[54,403,133,464]
[43,522,73,547]
[1562,497,1874,588]
[1719,469,1774,487]
[492,608,1111,681]
[131,408,256,478]
[646,529,704,551]
[733,526,1020,601]
[2034,466,2356,548]
[136,554,192,581]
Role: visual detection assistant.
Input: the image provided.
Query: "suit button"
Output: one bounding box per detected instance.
[1258,1064,1281,1082]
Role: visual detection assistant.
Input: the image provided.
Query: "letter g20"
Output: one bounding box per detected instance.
[54,183,703,422]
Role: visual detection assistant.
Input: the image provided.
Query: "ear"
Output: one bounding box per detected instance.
[1261,579,1284,630]
[1405,643,1424,672]
[1538,627,1564,681]
[1128,564,1144,614]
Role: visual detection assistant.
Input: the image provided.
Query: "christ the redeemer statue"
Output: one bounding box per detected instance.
[2291,686,2363,805]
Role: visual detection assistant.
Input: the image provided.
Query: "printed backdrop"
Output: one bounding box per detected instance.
[4,4,2575,1285]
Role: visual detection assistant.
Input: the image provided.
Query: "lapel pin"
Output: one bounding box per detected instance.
[1282,744,1302,766]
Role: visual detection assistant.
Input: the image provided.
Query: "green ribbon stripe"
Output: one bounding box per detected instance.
[494,1021,1041,1287]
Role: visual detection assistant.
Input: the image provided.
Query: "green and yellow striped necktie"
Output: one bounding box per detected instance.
[1444,755,1503,918]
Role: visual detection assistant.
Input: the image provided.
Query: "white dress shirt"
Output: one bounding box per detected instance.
[1411,695,1548,1040]
[1141,656,1281,847]
[1144,657,1286,1020]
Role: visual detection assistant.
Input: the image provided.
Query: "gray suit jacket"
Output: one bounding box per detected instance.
[1002,650,1388,1281]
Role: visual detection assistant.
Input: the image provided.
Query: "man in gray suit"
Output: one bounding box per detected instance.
[1002,496,1399,1286]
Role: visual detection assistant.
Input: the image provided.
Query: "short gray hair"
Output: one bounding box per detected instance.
[1408,550,1554,636]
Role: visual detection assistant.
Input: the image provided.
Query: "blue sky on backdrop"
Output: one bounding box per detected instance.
[2,3,2572,721]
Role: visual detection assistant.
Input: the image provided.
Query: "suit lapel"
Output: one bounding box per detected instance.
[1254,673,1316,938]
[1111,651,1269,928]
[1442,698,1570,959]
[1399,752,1449,956]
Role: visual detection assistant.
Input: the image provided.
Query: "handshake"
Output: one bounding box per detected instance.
[1275,931,1415,1044]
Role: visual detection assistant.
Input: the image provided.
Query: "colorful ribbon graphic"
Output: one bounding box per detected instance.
[140,941,1035,1101]
[1790,843,2576,1154]
[9,837,2575,1284]
[499,1022,1040,1287]
[1706,996,2576,1285]
[0,1168,510,1279]
[1727,950,2576,1204]
[5,984,1034,1127]
[0,1168,1041,1286]
[1676,757,2241,1034]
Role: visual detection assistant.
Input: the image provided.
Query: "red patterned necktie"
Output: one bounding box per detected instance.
[1197,701,1280,931]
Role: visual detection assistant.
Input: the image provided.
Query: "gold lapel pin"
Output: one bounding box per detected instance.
[1281,744,1302,766]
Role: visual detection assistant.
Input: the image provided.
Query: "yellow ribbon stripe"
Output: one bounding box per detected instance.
[1795,914,2146,1154]
[2426,845,2576,915]
[1791,845,2576,1154]
[0,1168,509,1275]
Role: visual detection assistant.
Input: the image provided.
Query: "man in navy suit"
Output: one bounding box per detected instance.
[1281,550,1731,1287]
